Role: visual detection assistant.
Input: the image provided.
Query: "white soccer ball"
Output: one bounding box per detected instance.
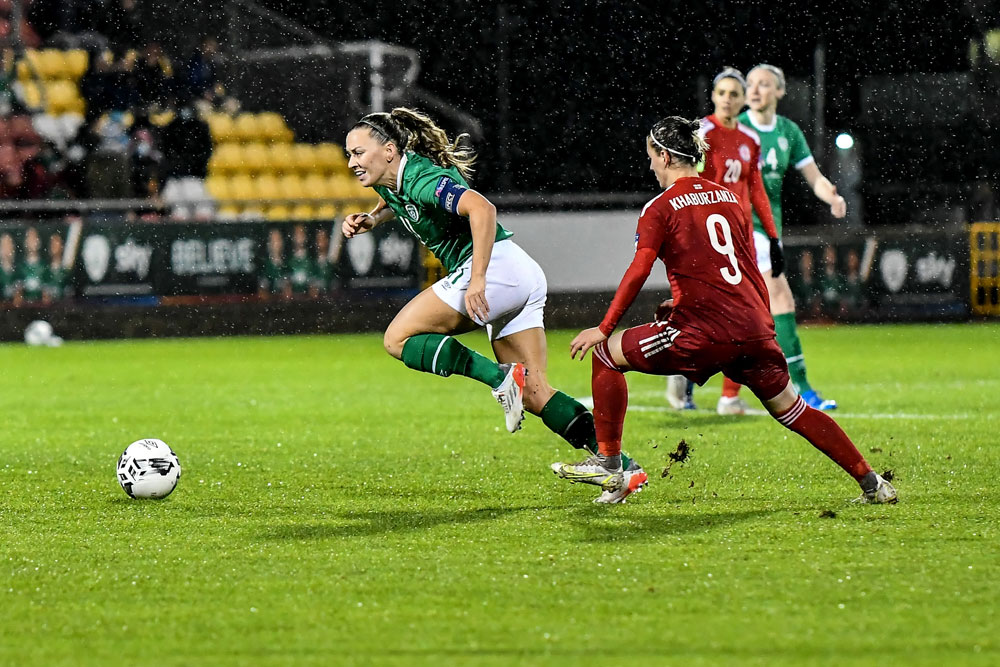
[24,320,54,346]
[117,438,182,499]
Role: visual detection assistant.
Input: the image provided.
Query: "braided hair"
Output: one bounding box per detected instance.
[352,107,476,181]
[648,116,708,166]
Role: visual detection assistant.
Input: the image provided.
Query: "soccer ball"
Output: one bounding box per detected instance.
[117,439,181,499]
[24,320,62,347]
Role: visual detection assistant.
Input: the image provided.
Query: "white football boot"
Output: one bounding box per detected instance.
[665,375,689,410]
[492,362,526,433]
[593,459,649,504]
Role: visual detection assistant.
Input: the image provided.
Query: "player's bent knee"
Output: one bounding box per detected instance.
[383,330,406,360]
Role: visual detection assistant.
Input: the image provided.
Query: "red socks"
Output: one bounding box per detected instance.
[592,341,626,457]
[776,396,872,481]
[722,377,742,398]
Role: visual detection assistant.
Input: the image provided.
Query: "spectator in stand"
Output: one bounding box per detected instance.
[129,126,162,198]
[0,233,16,301]
[134,42,171,110]
[184,38,221,101]
[159,101,213,217]
[16,226,46,304]
[85,110,131,198]
[80,49,134,121]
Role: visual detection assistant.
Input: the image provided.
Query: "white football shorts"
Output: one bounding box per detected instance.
[753,230,779,274]
[431,239,547,340]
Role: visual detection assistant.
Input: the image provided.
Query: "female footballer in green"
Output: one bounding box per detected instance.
[342,107,646,503]
[738,64,844,410]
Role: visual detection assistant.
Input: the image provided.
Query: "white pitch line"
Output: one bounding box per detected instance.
[575,397,987,420]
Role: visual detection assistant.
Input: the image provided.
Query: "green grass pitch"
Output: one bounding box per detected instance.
[1,323,998,665]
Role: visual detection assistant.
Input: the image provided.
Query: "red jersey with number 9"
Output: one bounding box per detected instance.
[599,176,774,343]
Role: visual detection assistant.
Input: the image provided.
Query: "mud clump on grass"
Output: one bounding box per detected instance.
[661,439,692,478]
[819,509,837,519]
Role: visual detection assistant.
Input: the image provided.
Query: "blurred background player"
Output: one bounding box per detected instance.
[665,67,784,415]
[739,63,843,410]
[554,115,895,505]
[343,107,646,502]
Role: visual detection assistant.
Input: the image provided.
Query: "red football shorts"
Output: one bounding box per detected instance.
[620,322,790,402]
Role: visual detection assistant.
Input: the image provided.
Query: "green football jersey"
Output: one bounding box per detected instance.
[288,252,314,294]
[44,264,70,299]
[738,112,813,236]
[17,258,45,301]
[373,152,512,273]
[0,265,16,300]
[259,258,286,294]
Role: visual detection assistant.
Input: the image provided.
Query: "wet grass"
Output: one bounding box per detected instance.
[1,323,997,665]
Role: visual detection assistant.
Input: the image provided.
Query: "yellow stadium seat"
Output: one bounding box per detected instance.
[208,143,243,175]
[291,144,318,173]
[314,142,347,173]
[16,81,43,109]
[39,50,68,79]
[278,174,305,201]
[46,80,78,114]
[241,142,270,173]
[257,112,294,143]
[205,176,230,202]
[65,50,89,79]
[301,173,330,202]
[328,174,356,199]
[266,204,292,221]
[216,205,241,220]
[290,204,314,220]
[314,203,338,219]
[233,113,262,142]
[206,113,237,143]
[255,174,281,202]
[228,174,256,204]
[268,143,295,173]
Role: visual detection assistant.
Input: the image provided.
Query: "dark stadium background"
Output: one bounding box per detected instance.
[27,1,985,209]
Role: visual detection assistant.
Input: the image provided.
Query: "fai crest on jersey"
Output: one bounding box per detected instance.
[739,145,751,162]
[778,137,789,151]
[405,203,419,221]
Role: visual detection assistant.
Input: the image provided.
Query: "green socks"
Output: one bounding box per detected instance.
[402,337,636,470]
[401,334,504,388]
[539,391,633,469]
[774,312,813,394]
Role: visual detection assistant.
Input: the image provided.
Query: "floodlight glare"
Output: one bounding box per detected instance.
[835,133,855,150]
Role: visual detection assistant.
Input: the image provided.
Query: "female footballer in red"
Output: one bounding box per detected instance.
[551,115,896,505]
[666,67,783,415]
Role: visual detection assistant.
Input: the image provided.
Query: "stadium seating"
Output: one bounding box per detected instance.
[14,49,88,116]
[201,107,376,218]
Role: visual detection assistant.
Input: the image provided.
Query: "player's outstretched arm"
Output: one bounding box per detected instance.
[800,162,846,218]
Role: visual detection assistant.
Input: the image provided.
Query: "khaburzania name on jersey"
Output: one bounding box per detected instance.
[667,185,739,211]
